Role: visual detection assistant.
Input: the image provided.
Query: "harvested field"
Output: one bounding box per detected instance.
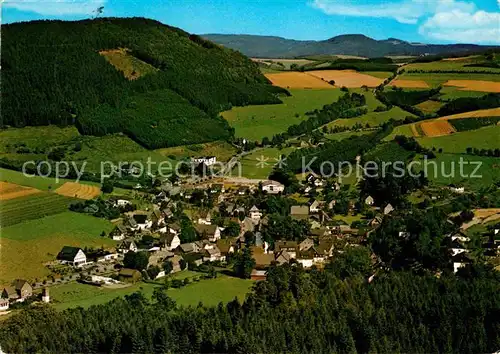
[307,70,384,88]
[420,121,456,137]
[444,80,500,93]
[436,107,500,120]
[388,79,429,88]
[55,182,100,200]
[0,182,41,200]
[264,72,333,89]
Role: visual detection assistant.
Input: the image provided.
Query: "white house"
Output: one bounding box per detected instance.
[197,210,212,225]
[192,156,217,166]
[383,203,394,215]
[161,233,181,251]
[365,196,375,206]
[309,200,323,213]
[56,246,87,267]
[249,205,262,221]
[262,180,285,194]
[449,186,465,194]
[0,298,9,311]
[115,199,131,207]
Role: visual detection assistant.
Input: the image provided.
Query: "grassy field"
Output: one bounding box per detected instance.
[416,100,443,114]
[404,57,500,73]
[384,124,415,140]
[0,192,77,227]
[398,73,500,87]
[417,125,500,153]
[327,105,414,129]
[222,89,344,141]
[235,147,294,179]
[439,87,489,100]
[0,212,115,285]
[50,274,254,310]
[414,153,500,188]
[364,71,393,79]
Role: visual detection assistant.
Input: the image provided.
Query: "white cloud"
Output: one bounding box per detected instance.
[312,0,476,24]
[4,0,106,16]
[419,9,500,43]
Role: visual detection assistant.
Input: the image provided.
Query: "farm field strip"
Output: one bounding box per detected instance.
[436,107,500,120]
[0,182,41,200]
[417,125,500,152]
[444,80,500,93]
[306,70,384,88]
[0,193,76,227]
[55,182,101,200]
[264,72,334,89]
[420,121,456,137]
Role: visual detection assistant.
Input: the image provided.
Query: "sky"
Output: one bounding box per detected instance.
[3,0,500,44]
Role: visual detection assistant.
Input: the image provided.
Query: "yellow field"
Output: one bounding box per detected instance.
[444,80,500,93]
[416,100,443,113]
[436,107,500,120]
[55,182,101,200]
[307,70,384,88]
[265,72,334,89]
[410,124,420,137]
[0,182,41,200]
[388,79,429,88]
[420,121,456,137]
[474,208,500,219]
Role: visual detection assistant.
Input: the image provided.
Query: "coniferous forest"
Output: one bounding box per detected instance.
[2,18,288,149]
[0,256,499,353]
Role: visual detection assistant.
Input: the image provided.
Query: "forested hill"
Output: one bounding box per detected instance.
[203,33,496,58]
[2,18,287,149]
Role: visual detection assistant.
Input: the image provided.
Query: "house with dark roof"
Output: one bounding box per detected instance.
[2,279,32,301]
[274,241,298,258]
[117,239,138,253]
[195,224,221,242]
[56,246,87,267]
[160,233,181,251]
[110,224,128,241]
[118,268,142,283]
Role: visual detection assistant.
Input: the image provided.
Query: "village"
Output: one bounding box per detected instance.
[2,155,499,313]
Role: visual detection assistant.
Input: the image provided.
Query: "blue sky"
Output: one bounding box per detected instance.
[3,0,500,44]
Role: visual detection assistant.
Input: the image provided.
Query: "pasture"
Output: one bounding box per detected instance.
[264,72,334,89]
[50,274,253,310]
[0,182,41,200]
[327,105,414,129]
[0,192,76,227]
[223,89,344,141]
[307,70,385,88]
[417,125,500,153]
[235,147,294,179]
[0,212,115,285]
[404,57,500,73]
[55,182,101,200]
[325,130,372,141]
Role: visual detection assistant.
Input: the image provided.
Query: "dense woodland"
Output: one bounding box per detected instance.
[1,250,499,353]
[2,18,288,149]
[437,93,500,116]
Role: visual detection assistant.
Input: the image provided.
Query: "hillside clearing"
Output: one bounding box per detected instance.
[264,72,334,89]
[417,125,500,152]
[100,48,158,80]
[307,70,384,88]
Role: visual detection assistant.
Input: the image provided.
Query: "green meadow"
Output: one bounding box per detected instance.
[223,89,344,141]
[235,146,294,179]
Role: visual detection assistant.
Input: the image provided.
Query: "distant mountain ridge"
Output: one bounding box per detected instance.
[202,33,497,58]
